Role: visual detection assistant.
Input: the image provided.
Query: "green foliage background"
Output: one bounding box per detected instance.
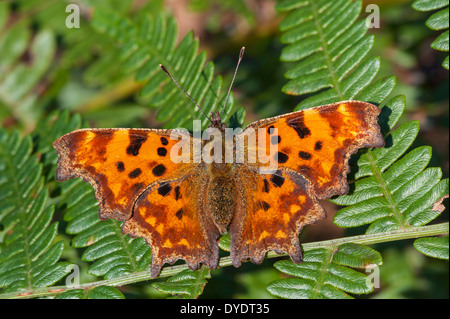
[0,0,448,299]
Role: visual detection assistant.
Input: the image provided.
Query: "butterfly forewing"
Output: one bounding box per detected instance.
[53,128,197,221]
[242,101,385,199]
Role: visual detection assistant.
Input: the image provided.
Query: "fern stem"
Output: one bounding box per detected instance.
[310,1,343,99]
[2,222,448,299]
[311,248,334,299]
[366,150,407,229]
[113,220,139,272]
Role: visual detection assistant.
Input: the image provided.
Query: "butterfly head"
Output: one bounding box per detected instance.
[209,110,227,131]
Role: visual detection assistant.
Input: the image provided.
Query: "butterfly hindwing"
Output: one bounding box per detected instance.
[229,166,326,266]
[121,165,220,277]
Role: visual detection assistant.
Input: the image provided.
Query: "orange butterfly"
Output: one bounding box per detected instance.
[53,48,384,278]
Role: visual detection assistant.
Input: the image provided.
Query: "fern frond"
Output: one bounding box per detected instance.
[267,244,381,299]
[278,0,448,238]
[90,9,235,130]
[277,0,395,110]
[412,0,449,69]
[0,129,71,293]
[0,3,56,128]
[152,266,211,299]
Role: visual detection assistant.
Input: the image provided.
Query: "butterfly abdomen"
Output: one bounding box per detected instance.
[207,175,236,234]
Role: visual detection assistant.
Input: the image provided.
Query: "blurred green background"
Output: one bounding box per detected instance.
[0,0,447,298]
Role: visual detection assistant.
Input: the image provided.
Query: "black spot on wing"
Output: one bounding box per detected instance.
[271,135,281,145]
[152,164,166,176]
[315,141,323,151]
[176,208,183,220]
[116,161,125,172]
[158,183,172,196]
[275,152,289,164]
[127,134,147,156]
[160,137,169,145]
[157,147,167,157]
[174,186,181,200]
[128,168,142,179]
[271,173,285,188]
[263,179,270,193]
[287,114,311,139]
[299,151,312,160]
[261,201,270,211]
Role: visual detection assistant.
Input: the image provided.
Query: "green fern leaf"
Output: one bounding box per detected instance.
[267,244,381,299]
[218,233,231,252]
[414,236,449,260]
[90,8,237,130]
[412,0,449,69]
[0,129,71,293]
[55,286,125,299]
[152,266,211,299]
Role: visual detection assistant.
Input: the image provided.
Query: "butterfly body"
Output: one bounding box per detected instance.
[200,115,237,233]
[207,173,236,233]
[53,101,384,277]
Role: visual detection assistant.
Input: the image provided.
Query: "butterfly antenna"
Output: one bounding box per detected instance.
[159,64,212,123]
[221,46,245,118]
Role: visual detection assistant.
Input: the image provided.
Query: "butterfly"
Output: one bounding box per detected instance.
[53,48,385,278]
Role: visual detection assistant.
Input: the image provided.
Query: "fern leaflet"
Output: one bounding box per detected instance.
[267,244,381,298]
[412,0,449,69]
[55,286,125,299]
[0,128,71,293]
[152,266,211,299]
